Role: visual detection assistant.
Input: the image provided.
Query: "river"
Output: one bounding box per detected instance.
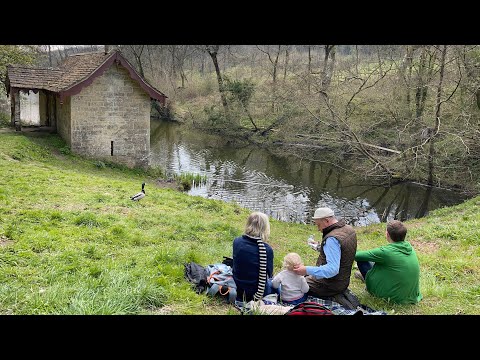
[150,120,468,226]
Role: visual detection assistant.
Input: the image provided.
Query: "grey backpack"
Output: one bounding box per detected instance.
[205,263,237,304]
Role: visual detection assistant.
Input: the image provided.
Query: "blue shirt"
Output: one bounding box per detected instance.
[305,237,341,279]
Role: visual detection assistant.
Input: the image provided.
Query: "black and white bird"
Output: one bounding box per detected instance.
[130,182,146,201]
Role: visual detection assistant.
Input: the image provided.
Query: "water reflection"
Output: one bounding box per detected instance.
[150,121,468,225]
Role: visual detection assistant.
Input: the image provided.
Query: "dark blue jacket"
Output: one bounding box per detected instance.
[232,234,274,302]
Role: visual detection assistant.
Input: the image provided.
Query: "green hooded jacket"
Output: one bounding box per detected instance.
[355,241,422,304]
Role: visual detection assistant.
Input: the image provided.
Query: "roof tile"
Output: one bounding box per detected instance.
[7,51,110,92]
[7,50,166,103]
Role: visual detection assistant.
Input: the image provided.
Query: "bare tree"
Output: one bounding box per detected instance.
[256,45,283,111]
[203,45,230,121]
[321,45,336,92]
[122,45,145,77]
[48,45,52,66]
[458,45,480,110]
[299,56,396,178]
[283,45,291,81]
[166,45,196,89]
[307,45,314,93]
[414,46,437,120]
[398,45,417,108]
[426,45,447,185]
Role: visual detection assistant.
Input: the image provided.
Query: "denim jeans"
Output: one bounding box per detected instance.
[357,261,374,280]
[266,278,280,297]
[236,278,277,305]
[280,293,307,306]
[235,278,278,311]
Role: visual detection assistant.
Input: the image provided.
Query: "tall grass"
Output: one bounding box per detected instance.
[173,172,207,191]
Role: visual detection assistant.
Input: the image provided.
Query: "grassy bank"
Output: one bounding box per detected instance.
[0,129,478,314]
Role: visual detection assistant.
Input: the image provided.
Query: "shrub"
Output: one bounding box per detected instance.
[0,111,10,128]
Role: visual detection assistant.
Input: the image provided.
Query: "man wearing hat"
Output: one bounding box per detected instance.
[293,207,357,298]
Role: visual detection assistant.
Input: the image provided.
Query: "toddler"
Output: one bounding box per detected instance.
[272,252,309,305]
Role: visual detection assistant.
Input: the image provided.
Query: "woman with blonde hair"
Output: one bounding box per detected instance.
[272,252,309,305]
[232,211,275,303]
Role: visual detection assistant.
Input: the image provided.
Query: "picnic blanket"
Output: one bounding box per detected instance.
[235,294,387,315]
[305,295,387,315]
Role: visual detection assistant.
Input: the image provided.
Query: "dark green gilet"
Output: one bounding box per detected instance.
[308,219,357,296]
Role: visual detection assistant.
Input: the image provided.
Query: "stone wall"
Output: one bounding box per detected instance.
[69,64,151,168]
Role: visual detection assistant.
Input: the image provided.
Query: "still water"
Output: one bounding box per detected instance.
[150,121,468,226]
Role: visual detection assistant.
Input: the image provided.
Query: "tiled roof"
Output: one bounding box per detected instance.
[6,66,64,91]
[55,52,112,90]
[7,50,167,103]
[7,51,111,92]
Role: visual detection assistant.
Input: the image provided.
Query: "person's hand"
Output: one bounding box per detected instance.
[293,264,307,276]
[308,240,319,251]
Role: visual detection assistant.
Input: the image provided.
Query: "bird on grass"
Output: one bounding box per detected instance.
[131,182,146,201]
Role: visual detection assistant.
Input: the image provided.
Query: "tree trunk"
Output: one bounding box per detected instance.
[180,71,186,88]
[415,48,427,120]
[128,45,145,78]
[355,45,359,75]
[283,47,289,81]
[242,102,258,131]
[171,45,176,78]
[307,46,312,93]
[398,46,416,111]
[206,46,229,120]
[427,45,447,186]
[136,56,145,77]
[376,46,383,77]
[146,45,156,82]
[272,45,280,112]
[48,45,52,66]
[322,45,336,91]
[415,47,436,121]
[406,49,414,107]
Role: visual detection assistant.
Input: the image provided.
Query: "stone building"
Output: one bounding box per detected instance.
[5,50,167,168]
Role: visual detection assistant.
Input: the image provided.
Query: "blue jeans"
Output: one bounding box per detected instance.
[236,278,277,303]
[266,278,279,297]
[357,261,374,280]
[280,293,307,306]
[235,278,278,310]
[276,284,307,305]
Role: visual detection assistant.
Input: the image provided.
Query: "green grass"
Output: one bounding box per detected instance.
[0,129,479,314]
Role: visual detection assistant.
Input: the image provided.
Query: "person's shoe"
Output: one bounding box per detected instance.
[354,271,365,283]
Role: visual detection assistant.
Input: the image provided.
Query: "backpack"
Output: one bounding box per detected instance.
[184,262,209,294]
[205,263,237,304]
[285,302,334,316]
[222,256,233,267]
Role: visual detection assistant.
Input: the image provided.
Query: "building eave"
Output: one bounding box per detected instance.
[58,51,168,105]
